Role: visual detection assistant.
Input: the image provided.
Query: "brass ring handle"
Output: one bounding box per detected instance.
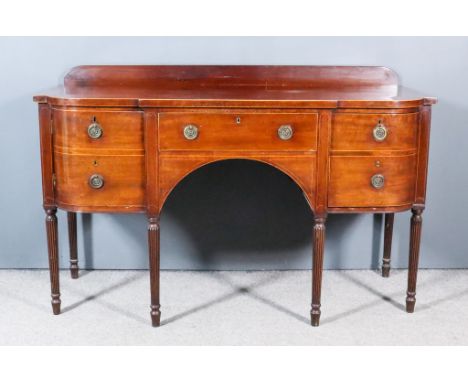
[88,122,103,139]
[278,125,293,140]
[183,124,199,140]
[89,174,104,189]
[371,174,385,189]
[373,122,387,142]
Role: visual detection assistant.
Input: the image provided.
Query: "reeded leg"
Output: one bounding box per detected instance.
[382,213,394,278]
[311,216,326,326]
[45,208,61,314]
[67,212,79,279]
[406,207,424,313]
[148,216,161,327]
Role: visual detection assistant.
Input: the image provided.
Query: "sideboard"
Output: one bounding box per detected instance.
[34,65,436,326]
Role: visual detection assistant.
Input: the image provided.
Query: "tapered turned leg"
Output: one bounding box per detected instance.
[67,212,79,279]
[406,207,424,313]
[45,208,61,314]
[382,213,394,278]
[311,216,326,326]
[148,216,161,327]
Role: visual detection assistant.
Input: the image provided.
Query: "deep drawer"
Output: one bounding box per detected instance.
[331,112,419,151]
[54,152,145,208]
[158,112,318,152]
[328,154,417,207]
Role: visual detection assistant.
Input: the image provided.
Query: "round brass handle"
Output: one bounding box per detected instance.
[371,174,385,189]
[183,124,199,140]
[373,122,387,142]
[89,174,104,189]
[278,125,293,140]
[88,122,103,139]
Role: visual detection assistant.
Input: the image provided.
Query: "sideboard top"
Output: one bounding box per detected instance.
[33,65,437,108]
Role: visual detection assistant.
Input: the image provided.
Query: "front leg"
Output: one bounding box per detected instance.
[45,207,61,314]
[406,206,424,313]
[311,216,326,326]
[148,216,161,326]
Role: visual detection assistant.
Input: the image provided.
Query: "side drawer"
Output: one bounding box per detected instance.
[54,152,145,209]
[332,112,419,151]
[328,155,417,207]
[158,112,318,152]
[53,109,144,153]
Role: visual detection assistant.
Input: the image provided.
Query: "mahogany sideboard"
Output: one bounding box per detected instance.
[34,65,436,327]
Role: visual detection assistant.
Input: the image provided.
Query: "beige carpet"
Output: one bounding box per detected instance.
[0,269,467,345]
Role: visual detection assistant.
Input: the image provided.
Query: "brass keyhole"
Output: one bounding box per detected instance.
[93,160,98,167]
[236,116,241,124]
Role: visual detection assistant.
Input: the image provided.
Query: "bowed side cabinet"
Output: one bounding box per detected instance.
[34,65,436,327]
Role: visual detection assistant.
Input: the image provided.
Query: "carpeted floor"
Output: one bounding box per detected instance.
[0,269,467,345]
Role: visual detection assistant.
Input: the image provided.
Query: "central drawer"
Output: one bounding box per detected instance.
[158,112,318,152]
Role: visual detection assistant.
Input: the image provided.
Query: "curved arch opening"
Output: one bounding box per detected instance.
[160,159,314,270]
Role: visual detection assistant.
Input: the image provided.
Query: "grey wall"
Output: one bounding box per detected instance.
[0,37,467,270]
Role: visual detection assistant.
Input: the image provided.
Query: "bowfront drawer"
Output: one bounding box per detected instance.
[331,113,419,151]
[158,112,318,151]
[53,109,144,153]
[54,152,145,209]
[328,155,417,207]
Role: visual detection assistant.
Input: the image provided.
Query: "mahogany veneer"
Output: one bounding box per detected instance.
[34,65,436,327]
